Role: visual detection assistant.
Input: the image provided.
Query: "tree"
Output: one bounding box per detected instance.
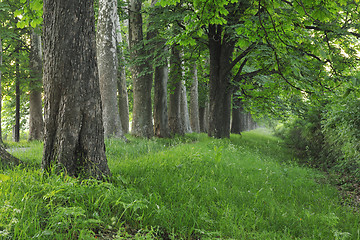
[168,44,185,135]
[14,43,20,142]
[148,0,171,138]
[0,35,2,142]
[116,27,130,134]
[153,49,171,137]
[128,0,154,138]
[42,0,110,179]
[97,0,125,139]
[189,64,200,133]
[28,29,44,141]
[231,96,244,134]
[180,80,192,133]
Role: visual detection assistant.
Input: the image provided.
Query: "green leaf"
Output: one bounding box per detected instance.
[14,9,22,17]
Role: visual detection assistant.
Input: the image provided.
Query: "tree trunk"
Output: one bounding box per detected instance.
[42,0,110,179]
[0,145,21,167]
[153,62,170,138]
[189,64,200,133]
[129,0,154,138]
[14,51,20,142]
[199,101,209,133]
[168,44,184,136]
[231,95,243,134]
[116,24,129,134]
[180,80,192,133]
[28,29,44,141]
[208,25,234,138]
[0,36,2,143]
[199,105,205,133]
[97,0,125,139]
[149,0,170,138]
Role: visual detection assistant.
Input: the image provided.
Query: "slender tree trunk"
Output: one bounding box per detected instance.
[168,44,184,136]
[149,0,170,138]
[231,95,243,134]
[0,36,2,143]
[199,105,205,133]
[97,0,125,139]
[116,23,129,134]
[129,0,153,138]
[241,111,247,131]
[14,51,20,142]
[29,29,44,141]
[42,0,110,179]
[180,80,192,133]
[0,38,22,165]
[189,64,200,133]
[208,25,234,138]
[199,101,209,133]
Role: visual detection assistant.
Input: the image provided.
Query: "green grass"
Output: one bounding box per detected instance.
[1,129,360,239]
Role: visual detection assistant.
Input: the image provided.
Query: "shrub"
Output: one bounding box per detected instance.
[274,107,325,167]
[322,97,360,179]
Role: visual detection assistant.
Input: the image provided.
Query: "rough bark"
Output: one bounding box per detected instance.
[149,0,170,138]
[208,25,235,138]
[168,44,184,136]
[28,30,44,141]
[42,0,111,179]
[128,0,153,138]
[0,145,21,167]
[189,64,200,133]
[116,24,129,134]
[180,80,192,133]
[97,0,125,139]
[231,95,243,134]
[154,62,171,138]
[199,101,209,133]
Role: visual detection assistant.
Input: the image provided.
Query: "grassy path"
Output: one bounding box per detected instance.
[1,129,360,239]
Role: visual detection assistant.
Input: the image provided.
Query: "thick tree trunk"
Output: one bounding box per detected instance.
[116,26,129,134]
[129,0,153,138]
[42,0,110,179]
[154,63,171,138]
[0,145,21,167]
[97,0,125,139]
[180,80,192,133]
[28,30,44,141]
[189,64,200,133]
[168,44,184,136]
[231,95,243,134]
[208,25,234,138]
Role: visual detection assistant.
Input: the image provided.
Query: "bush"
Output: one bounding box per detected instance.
[274,107,324,167]
[276,96,360,182]
[322,97,360,179]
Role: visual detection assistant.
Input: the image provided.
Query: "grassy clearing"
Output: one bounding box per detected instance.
[1,129,360,239]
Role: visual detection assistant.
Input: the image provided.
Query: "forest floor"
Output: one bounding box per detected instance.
[1,129,360,239]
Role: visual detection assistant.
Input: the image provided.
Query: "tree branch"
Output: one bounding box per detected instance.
[221,42,256,79]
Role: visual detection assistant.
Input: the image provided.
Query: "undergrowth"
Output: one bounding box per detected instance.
[1,129,359,239]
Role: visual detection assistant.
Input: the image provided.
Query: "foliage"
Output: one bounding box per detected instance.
[274,106,325,168]
[3,130,360,239]
[322,95,360,180]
